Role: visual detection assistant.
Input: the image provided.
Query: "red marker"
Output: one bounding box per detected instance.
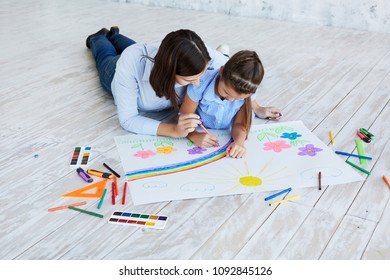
[111,182,116,205]
[122,182,127,205]
[357,131,371,143]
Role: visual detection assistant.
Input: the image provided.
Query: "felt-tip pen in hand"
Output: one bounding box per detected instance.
[76,167,93,183]
[87,169,113,179]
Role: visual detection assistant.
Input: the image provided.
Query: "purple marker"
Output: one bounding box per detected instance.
[76,167,93,183]
[266,112,282,120]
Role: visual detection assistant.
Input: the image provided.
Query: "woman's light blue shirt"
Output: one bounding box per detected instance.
[111,43,228,135]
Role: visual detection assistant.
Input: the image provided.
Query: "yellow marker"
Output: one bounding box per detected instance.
[269,195,301,206]
[329,130,335,145]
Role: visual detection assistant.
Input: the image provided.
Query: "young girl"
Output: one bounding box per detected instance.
[179,50,264,158]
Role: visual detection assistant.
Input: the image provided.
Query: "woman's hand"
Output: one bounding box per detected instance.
[174,113,202,137]
[226,142,246,158]
[188,131,219,148]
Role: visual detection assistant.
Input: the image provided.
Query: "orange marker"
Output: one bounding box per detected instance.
[383,176,390,189]
[48,201,87,212]
[113,176,119,197]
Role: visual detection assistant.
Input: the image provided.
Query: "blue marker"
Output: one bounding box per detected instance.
[264,187,292,201]
[335,151,372,160]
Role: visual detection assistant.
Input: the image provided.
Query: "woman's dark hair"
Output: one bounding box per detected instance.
[221,50,264,135]
[149,29,211,110]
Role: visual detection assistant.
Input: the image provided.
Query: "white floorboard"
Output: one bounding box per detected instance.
[0,0,389,261]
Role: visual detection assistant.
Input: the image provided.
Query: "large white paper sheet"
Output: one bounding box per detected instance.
[115,121,363,205]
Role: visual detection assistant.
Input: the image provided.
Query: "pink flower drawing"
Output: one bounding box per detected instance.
[263,140,291,152]
[134,150,156,159]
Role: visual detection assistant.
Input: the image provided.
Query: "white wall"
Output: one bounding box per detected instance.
[122,0,390,33]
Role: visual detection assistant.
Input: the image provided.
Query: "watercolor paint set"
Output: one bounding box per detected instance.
[108,211,168,229]
[70,146,91,166]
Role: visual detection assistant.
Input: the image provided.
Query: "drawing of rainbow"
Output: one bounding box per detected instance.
[125,140,233,181]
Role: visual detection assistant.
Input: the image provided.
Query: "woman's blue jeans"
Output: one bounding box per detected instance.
[89,34,136,95]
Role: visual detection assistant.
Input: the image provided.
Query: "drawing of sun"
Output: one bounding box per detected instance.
[195,158,290,194]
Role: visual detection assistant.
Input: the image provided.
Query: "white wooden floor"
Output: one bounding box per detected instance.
[1,0,390,260]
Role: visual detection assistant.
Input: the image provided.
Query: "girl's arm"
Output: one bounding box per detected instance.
[180,94,219,147]
[179,93,200,115]
[228,106,247,158]
[252,100,282,120]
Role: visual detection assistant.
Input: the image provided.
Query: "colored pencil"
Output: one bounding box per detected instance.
[97,189,107,209]
[122,182,128,205]
[329,130,335,145]
[383,176,390,190]
[113,176,119,197]
[68,206,103,218]
[111,182,116,205]
[269,195,301,206]
[48,201,87,212]
[103,162,121,178]
[318,172,322,190]
[264,187,292,201]
[335,151,372,160]
[345,160,371,175]
[199,122,210,135]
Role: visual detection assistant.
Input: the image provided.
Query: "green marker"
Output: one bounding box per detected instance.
[359,128,375,140]
[97,189,107,209]
[69,206,104,218]
[355,139,368,167]
[345,160,371,175]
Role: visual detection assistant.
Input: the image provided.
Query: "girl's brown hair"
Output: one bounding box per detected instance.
[149,29,211,110]
[221,50,264,135]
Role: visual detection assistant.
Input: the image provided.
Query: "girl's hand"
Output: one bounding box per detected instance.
[256,106,282,120]
[226,142,246,158]
[252,102,282,120]
[188,131,219,148]
[175,113,201,137]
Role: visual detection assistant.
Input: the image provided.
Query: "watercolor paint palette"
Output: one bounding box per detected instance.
[70,146,91,166]
[108,211,168,229]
